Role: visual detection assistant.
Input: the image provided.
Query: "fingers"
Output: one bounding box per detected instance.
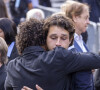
[21,85,43,90]
[36,84,43,90]
[21,86,33,90]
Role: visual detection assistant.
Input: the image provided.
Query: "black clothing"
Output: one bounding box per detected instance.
[5,46,100,90]
[0,65,7,90]
[39,0,51,7]
[81,31,88,44]
[95,69,100,90]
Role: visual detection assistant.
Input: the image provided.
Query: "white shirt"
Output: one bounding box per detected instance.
[68,45,75,50]
[74,33,87,52]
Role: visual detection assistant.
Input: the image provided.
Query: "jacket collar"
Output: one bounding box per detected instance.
[22,46,45,55]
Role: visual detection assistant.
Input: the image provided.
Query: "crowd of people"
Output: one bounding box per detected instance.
[0,0,100,90]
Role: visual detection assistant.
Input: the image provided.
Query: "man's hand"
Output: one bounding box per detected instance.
[21,86,33,90]
[21,84,43,90]
[36,84,43,90]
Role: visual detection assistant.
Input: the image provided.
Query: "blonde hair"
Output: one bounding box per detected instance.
[61,1,89,20]
[0,37,8,64]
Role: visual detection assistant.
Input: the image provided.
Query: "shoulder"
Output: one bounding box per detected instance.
[7,56,21,70]
[42,47,74,63]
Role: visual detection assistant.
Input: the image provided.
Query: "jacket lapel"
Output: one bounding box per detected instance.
[74,40,83,52]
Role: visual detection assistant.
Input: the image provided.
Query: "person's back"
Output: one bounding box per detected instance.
[6,45,100,90]
[5,46,74,90]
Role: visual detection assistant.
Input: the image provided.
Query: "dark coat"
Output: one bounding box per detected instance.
[5,46,100,90]
[0,65,7,90]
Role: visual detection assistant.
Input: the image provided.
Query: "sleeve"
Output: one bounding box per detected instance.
[56,47,100,74]
[5,75,13,90]
[94,69,100,88]
[4,63,13,90]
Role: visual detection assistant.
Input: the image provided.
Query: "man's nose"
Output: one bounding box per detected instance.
[87,19,90,24]
[56,39,61,46]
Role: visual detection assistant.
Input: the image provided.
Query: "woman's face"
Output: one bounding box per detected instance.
[46,26,71,50]
[0,29,5,39]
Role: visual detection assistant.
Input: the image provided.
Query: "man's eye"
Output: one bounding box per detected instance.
[51,37,57,39]
[61,37,67,40]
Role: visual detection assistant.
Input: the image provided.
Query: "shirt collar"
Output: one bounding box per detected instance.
[68,45,75,50]
[22,46,45,55]
[74,33,83,41]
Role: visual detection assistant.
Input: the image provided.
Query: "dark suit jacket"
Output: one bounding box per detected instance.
[71,40,94,90]
[5,46,100,90]
[8,44,19,61]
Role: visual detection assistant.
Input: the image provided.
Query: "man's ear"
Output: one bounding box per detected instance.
[72,15,79,23]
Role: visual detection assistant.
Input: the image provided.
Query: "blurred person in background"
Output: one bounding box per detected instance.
[0,0,9,18]
[76,0,100,90]
[74,0,100,44]
[61,1,94,90]
[0,37,8,90]
[3,0,12,19]
[0,18,19,61]
[61,0,88,44]
[9,0,33,26]
[26,8,45,20]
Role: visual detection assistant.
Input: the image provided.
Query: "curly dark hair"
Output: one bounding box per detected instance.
[16,18,45,55]
[43,14,75,47]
